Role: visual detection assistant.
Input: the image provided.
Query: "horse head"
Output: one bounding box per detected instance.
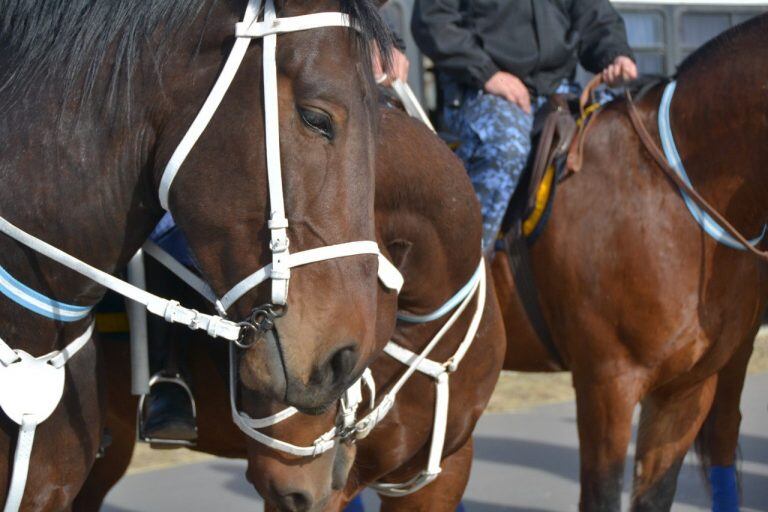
[156,0,394,411]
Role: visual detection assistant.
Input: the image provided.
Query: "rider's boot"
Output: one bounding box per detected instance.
[141,374,197,445]
[139,269,198,446]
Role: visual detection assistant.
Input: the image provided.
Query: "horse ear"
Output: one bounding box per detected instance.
[385,239,413,272]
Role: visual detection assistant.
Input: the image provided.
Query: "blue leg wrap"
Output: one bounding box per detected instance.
[456,501,466,512]
[710,465,739,512]
[343,495,364,512]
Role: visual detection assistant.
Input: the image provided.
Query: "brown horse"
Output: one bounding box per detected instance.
[0,0,391,509]
[75,106,505,512]
[495,14,768,511]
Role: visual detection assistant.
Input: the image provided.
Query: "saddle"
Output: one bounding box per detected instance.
[504,78,603,241]
[497,77,604,370]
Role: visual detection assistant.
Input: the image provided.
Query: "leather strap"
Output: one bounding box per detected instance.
[504,221,565,369]
[4,416,36,512]
[0,216,242,341]
[364,261,486,497]
[142,241,219,305]
[219,241,403,311]
[625,88,768,262]
[391,80,435,132]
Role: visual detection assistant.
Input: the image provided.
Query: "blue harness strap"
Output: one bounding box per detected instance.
[658,81,767,250]
[0,264,92,322]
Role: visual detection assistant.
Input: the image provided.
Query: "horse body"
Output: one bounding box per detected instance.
[0,0,391,508]
[495,14,768,510]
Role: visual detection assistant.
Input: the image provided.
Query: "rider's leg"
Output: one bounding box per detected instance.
[443,90,535,250]
[141,247,197,442]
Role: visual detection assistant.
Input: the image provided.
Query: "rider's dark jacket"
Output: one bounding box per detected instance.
[412,0,634,96]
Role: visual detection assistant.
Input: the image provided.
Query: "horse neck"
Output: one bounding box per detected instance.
[0,1,231,308]
[375,109,483,342]
[669,29,768,236]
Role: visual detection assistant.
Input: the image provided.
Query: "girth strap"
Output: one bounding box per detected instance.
[502,221,566,369]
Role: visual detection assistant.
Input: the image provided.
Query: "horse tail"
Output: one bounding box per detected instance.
[694,409,715,484]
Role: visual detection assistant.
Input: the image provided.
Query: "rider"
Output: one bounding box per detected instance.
[412,0,638,249]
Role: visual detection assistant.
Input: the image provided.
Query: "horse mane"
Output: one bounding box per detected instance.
[676,12,768,78]
[0,0,393,120]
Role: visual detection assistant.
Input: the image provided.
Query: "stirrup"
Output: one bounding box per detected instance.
[137,372,198,447]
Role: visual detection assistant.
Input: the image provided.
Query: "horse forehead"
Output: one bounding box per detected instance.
[277,0,343,15]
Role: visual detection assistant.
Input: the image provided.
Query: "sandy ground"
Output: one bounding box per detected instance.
[126,330,768,475]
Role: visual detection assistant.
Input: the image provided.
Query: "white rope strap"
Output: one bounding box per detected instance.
[354,260,484,442]
[365,262,487,497]
[235,12,354,38]
[0,217,242,341]
[391,80,435,132]
[4,416,35,512]
[371,371,448,497]
[158,0,260,210]
[142,241,218,305]
[219,241,403,311]
[228,343,364,457]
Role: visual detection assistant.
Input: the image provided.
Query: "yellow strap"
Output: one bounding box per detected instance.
[523,164,555,237]
[95,312,130,334]
[577,102,601,127]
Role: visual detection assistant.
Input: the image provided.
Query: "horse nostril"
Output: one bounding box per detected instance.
[275,490,312,512]
[329,345,358,387]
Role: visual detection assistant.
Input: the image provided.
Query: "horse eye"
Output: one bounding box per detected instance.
[299,108,334,140]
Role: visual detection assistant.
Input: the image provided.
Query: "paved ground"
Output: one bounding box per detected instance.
[103,372,768,511]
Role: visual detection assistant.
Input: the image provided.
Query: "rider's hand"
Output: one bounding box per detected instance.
[484,71,531,114]
[372,47,410,86]
[602,56,638,87]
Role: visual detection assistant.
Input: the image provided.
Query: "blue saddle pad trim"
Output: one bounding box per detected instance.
[658,81,766,250]
[149,213,198,270]
[0,264,92,322]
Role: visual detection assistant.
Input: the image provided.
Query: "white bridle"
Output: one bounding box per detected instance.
[0,0,404,509]
[221,256,486,470]
[158,0,400,308]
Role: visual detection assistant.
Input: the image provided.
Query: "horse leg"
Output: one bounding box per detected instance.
[378,437,474,512]
[73,343,138,512]
[575,376,640,512]
[695,337,754,512]
[630,376,718,512]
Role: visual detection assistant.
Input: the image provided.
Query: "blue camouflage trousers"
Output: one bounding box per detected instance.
[443,81,581,249]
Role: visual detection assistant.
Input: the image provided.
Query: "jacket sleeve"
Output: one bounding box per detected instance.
[571,0,635,73]
[380,7,407,50]
[411,0,499,87]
